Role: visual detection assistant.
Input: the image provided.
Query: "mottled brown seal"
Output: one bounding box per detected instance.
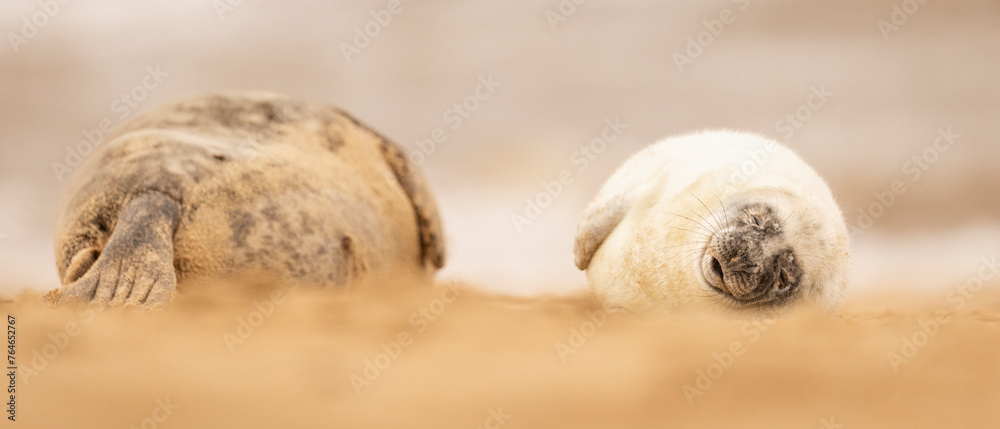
[52,91,445,308]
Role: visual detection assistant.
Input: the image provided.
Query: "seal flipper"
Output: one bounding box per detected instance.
[574,149,668,270]
[378,139,446,269]
[57,192,181,309]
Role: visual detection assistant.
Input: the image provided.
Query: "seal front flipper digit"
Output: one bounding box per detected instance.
[57,192,180,310]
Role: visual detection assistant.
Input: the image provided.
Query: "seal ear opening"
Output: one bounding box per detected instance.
[62,247,100,284]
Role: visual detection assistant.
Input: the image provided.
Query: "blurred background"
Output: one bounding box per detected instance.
[1,0,998,297]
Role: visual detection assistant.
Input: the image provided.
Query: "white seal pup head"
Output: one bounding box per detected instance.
[573,130,850,313]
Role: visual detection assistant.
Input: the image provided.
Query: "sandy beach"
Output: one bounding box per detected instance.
[4,281,1000,428]
[1,0,998,427]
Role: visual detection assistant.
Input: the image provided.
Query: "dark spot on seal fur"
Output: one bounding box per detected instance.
[228,211,256,248]
[260,102,280,122]
[165,96,293,137]
[337,235,365,284]
[324,118,345,151]
[300,212,316,235]
[238,170,271,192]
[261,204,281,222]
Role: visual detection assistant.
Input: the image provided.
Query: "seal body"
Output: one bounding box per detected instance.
[574,130,849,313]
[54,92,445,308]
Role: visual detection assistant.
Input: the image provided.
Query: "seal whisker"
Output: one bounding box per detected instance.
[672,247,706,259]
[691,193,724,231]
[783,202,801,226]
[665,212,715,233]
[711,192,730,228]
[675,228,714,240]
[656,241,709,250]
[686,207,718,233]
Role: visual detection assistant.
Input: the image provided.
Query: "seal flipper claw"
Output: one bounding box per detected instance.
[57,192,180,310]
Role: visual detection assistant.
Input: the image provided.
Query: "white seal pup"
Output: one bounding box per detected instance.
[573,130,849,313]
[53,92,445,309]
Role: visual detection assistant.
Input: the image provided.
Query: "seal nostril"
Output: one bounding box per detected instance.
[775,269,791,293]
[710,257,724,282]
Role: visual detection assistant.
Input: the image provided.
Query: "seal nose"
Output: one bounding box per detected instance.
[703,203,804,304]
[706,233,776,301]
[707,244,801,303]
[716,254,767,300]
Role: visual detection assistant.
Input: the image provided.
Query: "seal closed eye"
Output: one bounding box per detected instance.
[574,130,850,314]
[52,91,446,309]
